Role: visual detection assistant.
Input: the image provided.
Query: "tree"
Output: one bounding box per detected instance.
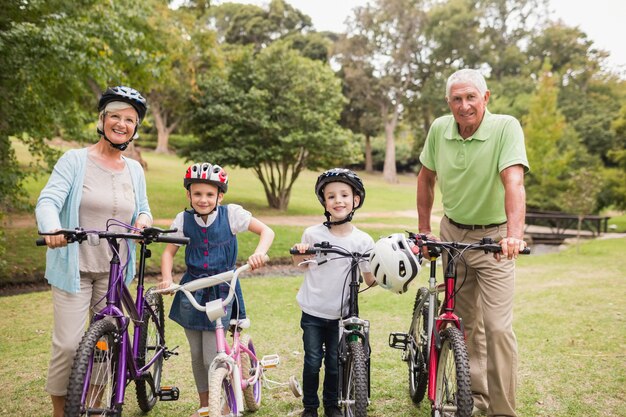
[346,0,429,183]
[334,34,383,172]
[183,43,360,210]
[523,61,602,211]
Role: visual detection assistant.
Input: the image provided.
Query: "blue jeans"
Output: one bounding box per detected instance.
[300,312,339,410]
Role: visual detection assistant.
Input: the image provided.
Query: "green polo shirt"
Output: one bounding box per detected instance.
[419,110,529,225]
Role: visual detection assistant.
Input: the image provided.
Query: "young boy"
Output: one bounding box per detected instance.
[159,162,274,417]
[291,168,376,417]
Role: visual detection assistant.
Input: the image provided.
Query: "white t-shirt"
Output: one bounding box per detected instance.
[169,204,252,243]
[296,224,375,320]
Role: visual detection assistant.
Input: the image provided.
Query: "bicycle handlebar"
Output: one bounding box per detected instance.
[36,226,190,246]
[155,255,270,322]
[407,233,531,255]
[289,242,370,259]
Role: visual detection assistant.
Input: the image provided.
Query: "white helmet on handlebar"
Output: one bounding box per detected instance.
[369,233,421,294]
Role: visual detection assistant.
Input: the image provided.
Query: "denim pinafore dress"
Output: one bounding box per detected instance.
[169,206,246,331]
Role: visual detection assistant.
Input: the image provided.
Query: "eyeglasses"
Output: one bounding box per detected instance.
[106,112,137,127]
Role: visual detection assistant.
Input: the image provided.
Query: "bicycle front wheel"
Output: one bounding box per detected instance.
[342,340,368,417]
[408,287,430,404]
[136,288,165,412]
[240,335,262,411]
[432,327,472,417]
[65,320,122,417]
[208,365,238,416]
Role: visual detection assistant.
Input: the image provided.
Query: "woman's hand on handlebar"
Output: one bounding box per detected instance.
[497,236,527,261]
[247,252,269,270]
[43,229,68,249]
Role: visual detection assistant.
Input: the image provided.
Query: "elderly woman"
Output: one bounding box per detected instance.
[36,86,153,417]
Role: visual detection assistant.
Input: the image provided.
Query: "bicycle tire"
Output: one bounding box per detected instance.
[342,340,368,417]
[240,335,262,411]
[136,288,165,412]
[208,365,238,416]
[65,320,122,417]
[432,327,472,417]
[408,287,429,404]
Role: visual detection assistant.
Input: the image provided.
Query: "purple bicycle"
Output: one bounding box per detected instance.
[37,220,189,417]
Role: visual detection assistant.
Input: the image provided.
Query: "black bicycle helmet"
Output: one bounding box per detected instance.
[315,168,365,209]
[98,86,147,122]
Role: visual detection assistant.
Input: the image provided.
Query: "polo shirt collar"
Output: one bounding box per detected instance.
[445,109,492,142]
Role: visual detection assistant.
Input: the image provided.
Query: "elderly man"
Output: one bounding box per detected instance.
[417,69,529,417]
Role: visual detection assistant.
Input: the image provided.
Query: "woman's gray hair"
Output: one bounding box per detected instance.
[445,69,488,99]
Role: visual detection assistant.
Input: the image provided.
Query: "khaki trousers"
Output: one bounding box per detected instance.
[440,216,518,417]
[46,272,109,396]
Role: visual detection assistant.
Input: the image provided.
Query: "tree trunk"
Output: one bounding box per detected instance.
[151,101,178,154]
[122,142,147,169]
[364,134,373,172]
[382,110,399,183]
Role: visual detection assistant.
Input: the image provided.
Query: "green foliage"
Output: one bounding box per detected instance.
[182,43,359,209]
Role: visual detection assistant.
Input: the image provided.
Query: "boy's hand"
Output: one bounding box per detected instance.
[291,243,311,266]
[248,253,268,270]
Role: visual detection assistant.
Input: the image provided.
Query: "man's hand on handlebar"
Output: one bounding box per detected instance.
[497,236,527,261]
[418,231,439,259]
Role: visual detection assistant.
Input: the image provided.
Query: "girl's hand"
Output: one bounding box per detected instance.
[248,253,268,270]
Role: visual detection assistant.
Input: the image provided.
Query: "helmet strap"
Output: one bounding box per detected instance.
[323,210,354,229]
[97,127,134,151]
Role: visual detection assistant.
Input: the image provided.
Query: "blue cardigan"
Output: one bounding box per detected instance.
[35,148,152,293]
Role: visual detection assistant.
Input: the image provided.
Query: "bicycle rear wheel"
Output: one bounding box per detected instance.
[136,288,165,412]
[65,320,122,417]
[432,327,472,417]
[342,340,368,417]
[240,335,262,411]
[408,287,430,404]
[208,365,238,416]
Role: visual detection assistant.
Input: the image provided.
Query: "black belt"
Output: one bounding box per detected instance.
[446,216,506,230]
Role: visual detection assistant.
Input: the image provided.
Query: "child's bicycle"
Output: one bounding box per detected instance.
[37,220,189,417]
[290,241,373,417]
[157,256,302,416]
[388,233,530,417]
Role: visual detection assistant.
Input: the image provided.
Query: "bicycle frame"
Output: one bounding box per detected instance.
[425,248,462,402]
[338,254,372,400]
[38,224,187,415]
[160,259,280,417]
[91,236,164,407]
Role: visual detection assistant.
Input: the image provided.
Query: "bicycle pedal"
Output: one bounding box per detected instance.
[388,332,409,349]
[260,354,280,369]
[158,386,180,401]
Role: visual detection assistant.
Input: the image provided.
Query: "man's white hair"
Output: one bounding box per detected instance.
[445,69,488,99]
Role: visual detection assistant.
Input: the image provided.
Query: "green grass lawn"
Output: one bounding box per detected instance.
[1,237,624,416]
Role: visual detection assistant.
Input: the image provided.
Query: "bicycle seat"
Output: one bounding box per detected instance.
[229,318,251,329]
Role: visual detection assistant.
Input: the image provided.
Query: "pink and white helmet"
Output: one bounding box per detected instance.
[369,233,421,294]
[184,162,228,193]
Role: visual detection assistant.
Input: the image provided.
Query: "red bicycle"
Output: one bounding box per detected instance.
[389,233,529,417]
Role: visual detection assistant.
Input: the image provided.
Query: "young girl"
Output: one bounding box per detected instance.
[159,162,274,417]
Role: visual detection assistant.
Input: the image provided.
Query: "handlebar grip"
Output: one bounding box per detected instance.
[290,248,317,255]
[155,236,190,245]
[36,238,47,246]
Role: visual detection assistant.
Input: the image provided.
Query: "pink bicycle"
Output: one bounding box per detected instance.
[159,257,301,416]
